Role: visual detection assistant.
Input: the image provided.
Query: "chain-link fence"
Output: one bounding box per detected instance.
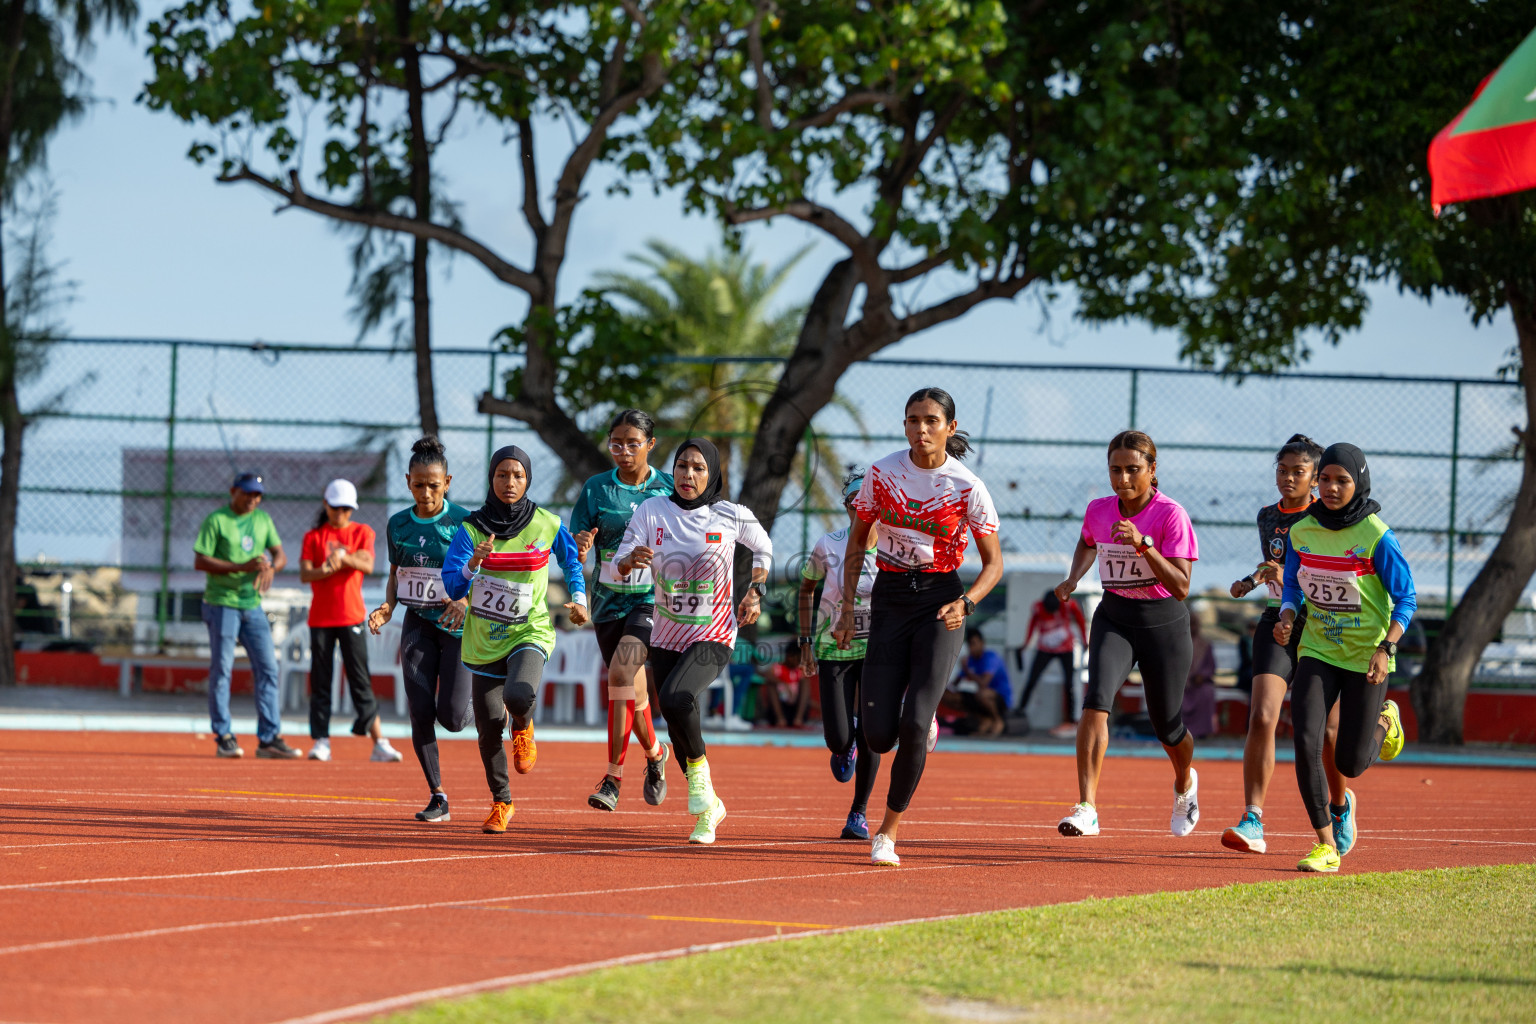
[15,338,1526,652]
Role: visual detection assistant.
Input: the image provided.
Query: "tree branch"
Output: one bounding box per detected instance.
[517,117,546,239]
[889,250,954,283]
[785,90,903,134]
[746,2,775,128]
[223,167,540,295]
[887,270,1040,344]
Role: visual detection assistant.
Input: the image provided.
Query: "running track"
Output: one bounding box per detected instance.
[2,730,1533,1024]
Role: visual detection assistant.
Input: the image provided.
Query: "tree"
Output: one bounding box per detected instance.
[0,0,134,684]
[142,0,737,477]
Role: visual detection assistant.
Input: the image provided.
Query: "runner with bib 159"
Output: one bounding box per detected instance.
[1056,430,1201,840]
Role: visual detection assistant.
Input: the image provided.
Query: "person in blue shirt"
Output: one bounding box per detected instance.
[947,628,1010,736]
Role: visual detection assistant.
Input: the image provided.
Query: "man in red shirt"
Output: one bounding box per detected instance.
[300,479,400,762]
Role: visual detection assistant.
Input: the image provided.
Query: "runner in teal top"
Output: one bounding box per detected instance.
[569,409,675,813]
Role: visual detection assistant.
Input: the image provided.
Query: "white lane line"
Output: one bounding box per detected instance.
[0,860,982,957]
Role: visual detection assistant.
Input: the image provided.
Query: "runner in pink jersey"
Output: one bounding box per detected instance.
[1054,430,1202,840]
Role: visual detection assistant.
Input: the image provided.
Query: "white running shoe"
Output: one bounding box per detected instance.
[307,738,331,762]
[1170,768,1200,837]
[685,757,716,815]
[688,797,727,845]
[1057,802,1099,836]
[870,833,900,866]
[926,717,939,753]
[371,739,403,763]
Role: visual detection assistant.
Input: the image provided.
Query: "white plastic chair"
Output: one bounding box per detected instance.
[537,630,604,725]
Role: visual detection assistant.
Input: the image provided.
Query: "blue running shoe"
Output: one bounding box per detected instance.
[840,811,870,840]
[1332,788,1357,857]
[830,741,856,783]
[1220,811,1266,854]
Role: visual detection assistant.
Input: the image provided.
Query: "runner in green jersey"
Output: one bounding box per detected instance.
[367,436,473,823]
[570,409,675,812]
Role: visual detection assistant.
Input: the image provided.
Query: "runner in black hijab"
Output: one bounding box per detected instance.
[669,438,724,511]
[466,445,537,538]
[1311,443,1381,531]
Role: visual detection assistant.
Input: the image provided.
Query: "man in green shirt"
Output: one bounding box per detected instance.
[193,472,300,759]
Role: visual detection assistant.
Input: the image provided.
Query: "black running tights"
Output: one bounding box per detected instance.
[1291,656,1388,829]
[467,644,545,804]
[400,610,474,791]
[651,641,733,765]
[819,658,880,815]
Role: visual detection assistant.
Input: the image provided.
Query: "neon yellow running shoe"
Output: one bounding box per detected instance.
[685,756,715,815]
[1379,699,1404,761]
[689,797,726,845]
[1297,842,1340,873]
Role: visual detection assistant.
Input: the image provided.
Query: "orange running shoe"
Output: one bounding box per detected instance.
[482,800,514,833]
[511,724,537,774]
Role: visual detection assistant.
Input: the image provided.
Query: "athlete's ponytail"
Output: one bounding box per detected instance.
[905,387,973,460]
[409,434,448,472]
[1275,432,1324,468]
[1107,429,1158,489]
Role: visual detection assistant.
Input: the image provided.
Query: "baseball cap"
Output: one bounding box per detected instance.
[232,472,264,494]
[323,479,359,509]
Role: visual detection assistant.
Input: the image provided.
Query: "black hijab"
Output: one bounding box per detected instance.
[669,438,724,511]
[1311,443,1381,531]
[466,445,538,538]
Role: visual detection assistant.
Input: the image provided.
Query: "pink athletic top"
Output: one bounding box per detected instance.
[1080,491,1198,600]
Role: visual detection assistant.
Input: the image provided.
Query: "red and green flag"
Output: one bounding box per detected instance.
[1428,25,1536,213]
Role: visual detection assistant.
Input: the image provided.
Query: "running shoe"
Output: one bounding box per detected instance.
[927,717,939,753]
[588,776,620,812]
[1170,768,1200,837]
[215,734,244,758]
[643,744,669,806]
[482,800,514,833]
[511,724,537,774]
[1220,811,1266,854]
[371,739,403,763]
[1332,788,1357,857]
[870,833,900,866]
[1379,699,1405,761]
[688,796,727,845]
[1058,803,1099,836]
[685,757,715,815]
[1296,842,1340,873]
[415,794,450,823]
[841,811,870,841]
[307,738,331,762]
[831,741,856,783]
[256,737,301,759]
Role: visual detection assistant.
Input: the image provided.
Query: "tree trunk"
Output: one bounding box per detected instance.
[0,376,19,686]
[1412,288,1536,743]
[397,0,438,436]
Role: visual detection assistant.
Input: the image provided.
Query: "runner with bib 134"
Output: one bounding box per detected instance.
[1056,430,1201,840]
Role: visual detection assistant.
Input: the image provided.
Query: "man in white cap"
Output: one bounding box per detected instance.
[193,471,301,758]
[299,478,401,762]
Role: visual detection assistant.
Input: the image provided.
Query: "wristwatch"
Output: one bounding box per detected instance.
[747,581,767,599]
[1377,640,1398,659]
[1136,536,1155,556]
[798,635,813,646]
[961,595,976,616]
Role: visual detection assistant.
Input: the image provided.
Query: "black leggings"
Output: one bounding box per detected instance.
[309,623,378,739]
[819,658,881,816]
[466,645,545,804]
[862,570,966,814]
[400,610,474,791]
[650,642,733,765]
[1291,656,1389,829]
[1019,649,1073,713]
[1084,593,1192,747]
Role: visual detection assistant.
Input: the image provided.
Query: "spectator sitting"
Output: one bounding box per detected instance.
[1181,615,1217,739]
[941,629,1008,737]
[761,644,809,728]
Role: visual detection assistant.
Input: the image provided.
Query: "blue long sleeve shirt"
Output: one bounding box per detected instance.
[440,523,587,605]
[1281,527,1416,628]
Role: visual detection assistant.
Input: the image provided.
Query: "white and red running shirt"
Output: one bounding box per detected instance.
[615,497,773,652]
[852,451,1000,573]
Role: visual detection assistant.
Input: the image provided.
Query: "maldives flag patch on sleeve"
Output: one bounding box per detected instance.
[705,532,722,544]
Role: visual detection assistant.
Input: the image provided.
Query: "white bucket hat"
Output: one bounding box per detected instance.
[323,479,359,509]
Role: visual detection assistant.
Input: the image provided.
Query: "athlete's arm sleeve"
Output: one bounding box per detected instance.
[1374,529,1417,628]
[801,539,827,581]
[852,469,878,524]
[552,524,587,606]
[440,526,476,600]
[737,507,774,570]
[569,482,595,537]
[1280,544,1303,617]
[613,507,646,566]
[967,479,1000,536]
[385,520,400,567]
[1161,506,1199,561]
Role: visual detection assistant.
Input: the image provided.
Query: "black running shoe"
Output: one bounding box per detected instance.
[643,743,669,806]
[215,734,244,758]
[415,794,450,822]
[588,776,620,811]
[256,737,302,759]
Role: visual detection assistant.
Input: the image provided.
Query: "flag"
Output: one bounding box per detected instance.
[1428,26,1536,214]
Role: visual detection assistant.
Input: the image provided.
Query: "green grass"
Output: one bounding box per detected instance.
[384,864,1536,1024]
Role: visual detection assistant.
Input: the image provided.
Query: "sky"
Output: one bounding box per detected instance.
[41,13,1521,379]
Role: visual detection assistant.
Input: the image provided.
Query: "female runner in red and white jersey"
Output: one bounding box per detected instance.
[614,438,772,846]
[836,387,1003,866]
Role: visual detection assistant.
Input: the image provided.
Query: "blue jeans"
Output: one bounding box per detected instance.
[203,603,282,742]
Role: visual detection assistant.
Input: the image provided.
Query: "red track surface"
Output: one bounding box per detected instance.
[2,730,1534,1024]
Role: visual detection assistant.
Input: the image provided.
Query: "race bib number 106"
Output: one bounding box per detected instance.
[395,566,443,608]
